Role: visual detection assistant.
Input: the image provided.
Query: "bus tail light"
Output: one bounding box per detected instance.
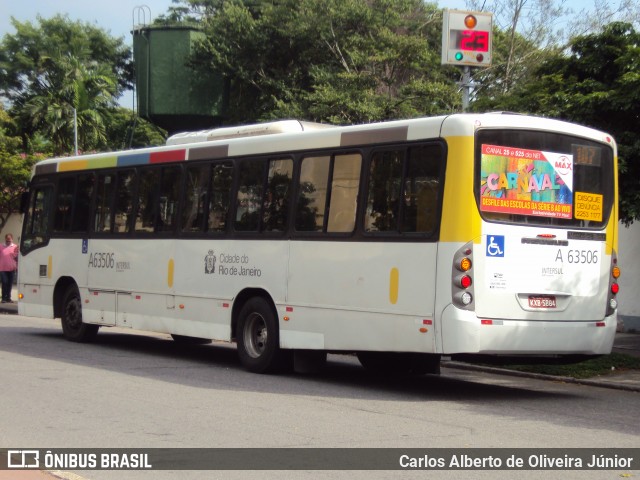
[452,242,475,310]
[458,275,472,289]
[606,251,620,317]
[458,256,472,272]
[611,266,620,279]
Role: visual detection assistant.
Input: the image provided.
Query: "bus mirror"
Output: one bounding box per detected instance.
[20,191,29,214]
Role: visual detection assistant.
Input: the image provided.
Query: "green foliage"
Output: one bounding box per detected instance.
[154,0,226,25]
[472,28,561,102]
[0,107,45,230]
[502,353,640,379]
[0,15,134,156]
[0,153,41,230]
[106,109,167,150]
[191,0,459,124]
[0,15,133,101]
[18,56,118,155]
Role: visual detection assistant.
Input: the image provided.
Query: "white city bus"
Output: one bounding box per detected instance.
[18,113,620,374]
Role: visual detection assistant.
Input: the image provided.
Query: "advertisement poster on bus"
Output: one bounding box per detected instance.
[479,144,573,219]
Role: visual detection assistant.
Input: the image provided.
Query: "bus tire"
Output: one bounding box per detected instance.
[61,286,99,342]
[237,297,287,373]
[357,352,440,375]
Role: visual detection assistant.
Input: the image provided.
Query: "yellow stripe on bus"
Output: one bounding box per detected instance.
[389,267,399,304]
[440,136,482,244]
[58,160,89,172]
[606,153,620,255]
[168,259,175,288]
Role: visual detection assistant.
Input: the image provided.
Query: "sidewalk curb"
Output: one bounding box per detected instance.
[442,361,640,393]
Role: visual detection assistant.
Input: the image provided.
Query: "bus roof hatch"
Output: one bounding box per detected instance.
[166,120,334,146]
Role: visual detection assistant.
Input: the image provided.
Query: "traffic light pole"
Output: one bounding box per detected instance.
[462,66,471,112]
[460,66,479,112]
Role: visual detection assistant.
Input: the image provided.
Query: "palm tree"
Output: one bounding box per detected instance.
[20,54,117,156]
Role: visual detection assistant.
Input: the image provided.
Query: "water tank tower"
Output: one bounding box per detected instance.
[132,20,226,134]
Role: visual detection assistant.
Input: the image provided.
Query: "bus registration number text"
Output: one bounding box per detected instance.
[528,296,557,309]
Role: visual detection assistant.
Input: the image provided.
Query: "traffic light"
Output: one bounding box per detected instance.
[441,10,493,67]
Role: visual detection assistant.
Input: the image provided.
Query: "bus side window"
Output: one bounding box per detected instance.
[365,150,403,232]
[235,159,266,232]
[114,170,135,234]
[263,158,293,232]
[54,176,76,233]
[183,163,209,233]
[157,166,182,232]
[327,153,361,233]
[295,156,330,232]
[135,168,160,233]
[72,173,95,233]
[209,162,233,232]
[94,173,116,233]
[364,145,442,235]
[403,145,441,234]
[22,186,53,253]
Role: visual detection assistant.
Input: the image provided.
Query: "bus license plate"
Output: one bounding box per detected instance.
[528,296,557,309]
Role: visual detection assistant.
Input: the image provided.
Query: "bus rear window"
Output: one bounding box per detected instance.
[475,129,614,229]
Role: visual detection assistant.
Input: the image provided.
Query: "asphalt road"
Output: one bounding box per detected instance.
[1,313,638,480]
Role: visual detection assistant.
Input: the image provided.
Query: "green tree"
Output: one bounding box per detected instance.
[0,15,133,154]
[18,55,118,155]
[0,15,132,103]
[106,108,167,150]
[188,0,459,124]
[0,108,45,231]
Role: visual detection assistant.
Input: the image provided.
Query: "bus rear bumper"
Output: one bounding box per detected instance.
[440,305,617,357]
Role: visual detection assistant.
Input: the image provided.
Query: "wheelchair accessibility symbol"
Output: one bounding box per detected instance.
[486,235,505,257]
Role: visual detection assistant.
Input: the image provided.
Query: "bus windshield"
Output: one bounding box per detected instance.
[475,129,615,229]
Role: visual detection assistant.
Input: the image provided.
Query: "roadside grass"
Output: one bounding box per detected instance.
[500,353,640,379]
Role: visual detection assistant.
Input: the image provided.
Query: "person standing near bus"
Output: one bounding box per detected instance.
[0,233,19,303]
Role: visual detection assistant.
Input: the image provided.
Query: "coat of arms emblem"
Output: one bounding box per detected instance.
[205,250,216,274]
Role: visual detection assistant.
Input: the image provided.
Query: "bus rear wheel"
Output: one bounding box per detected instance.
[61,285,99,342]
[237,297,289,373]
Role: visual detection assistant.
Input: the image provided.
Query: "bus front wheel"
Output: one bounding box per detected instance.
[60,286,99,342]
[237,297,289,373]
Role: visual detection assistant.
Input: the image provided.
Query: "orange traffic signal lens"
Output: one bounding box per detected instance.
[464,15,477,29]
